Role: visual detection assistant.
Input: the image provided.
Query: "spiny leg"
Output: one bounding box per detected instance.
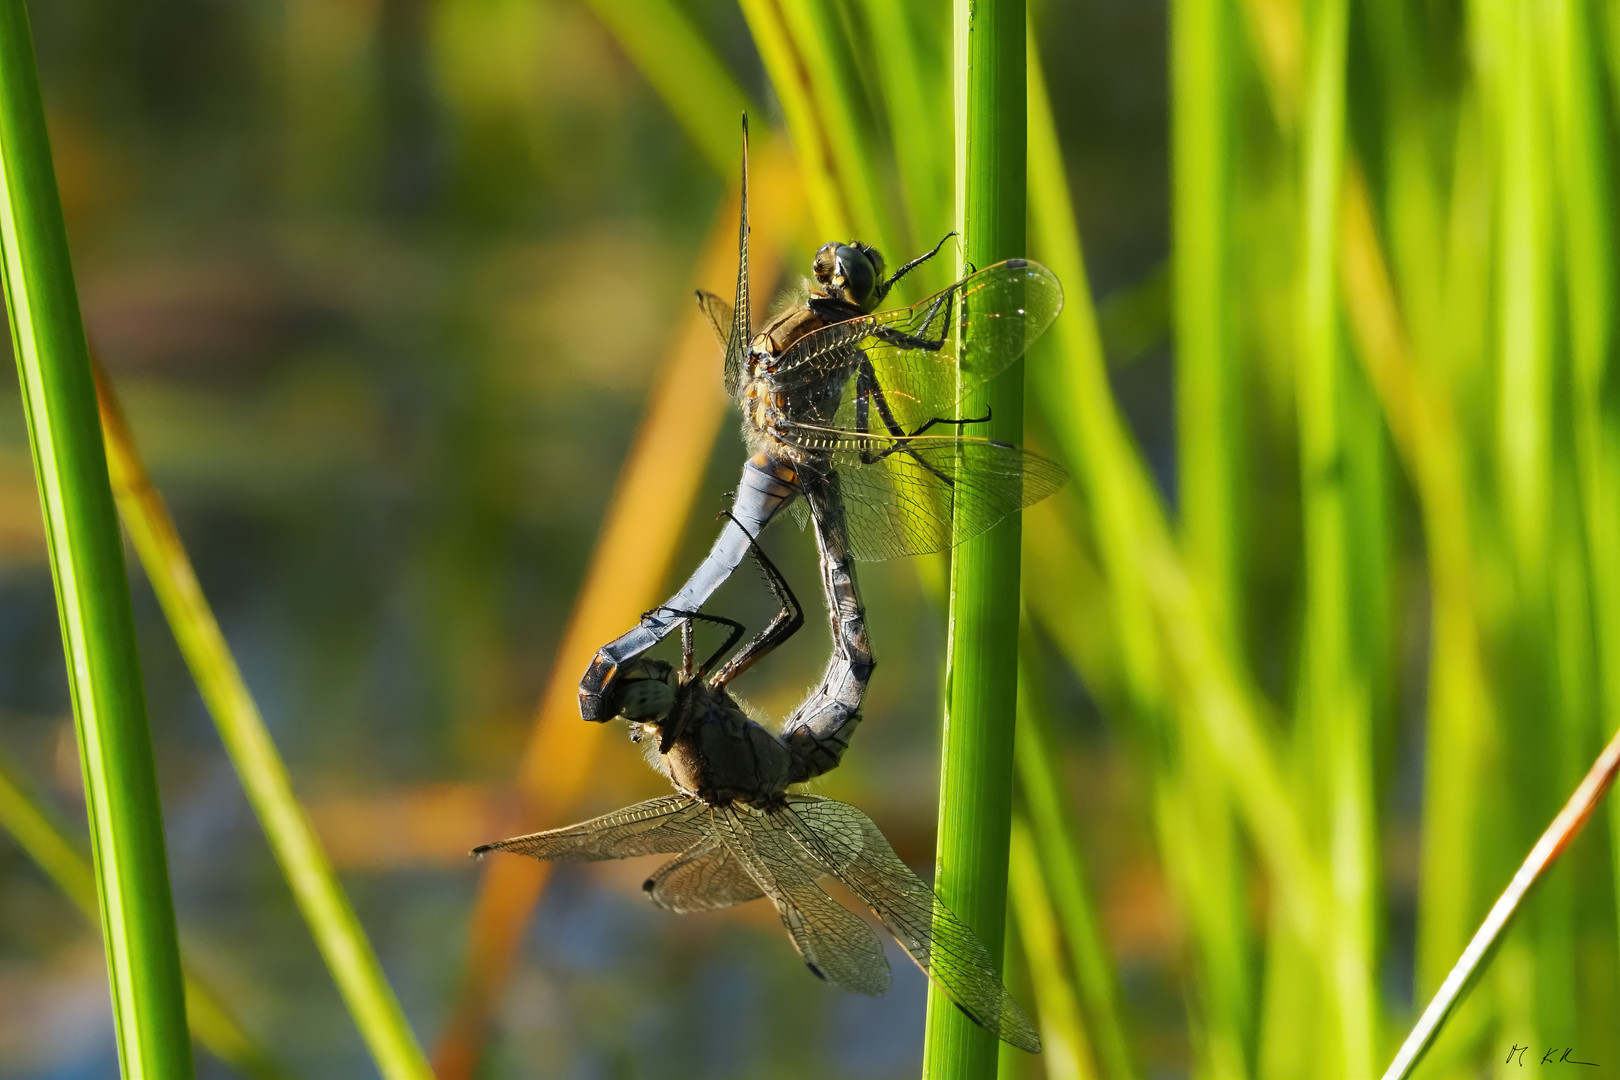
[578,456,798,720]
[712,512,805,689]
[873,231,955,305]
[646,605,746,680]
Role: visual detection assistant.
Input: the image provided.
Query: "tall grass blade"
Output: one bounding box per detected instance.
[1542,3,1620,1008]
[922,1,1028,1073]
[0,755,288,1079]
[1295,1,1381,1074]
[1029,16,1326,961]
[1169,3,1255,1072]
[1014,647,1136,1080]
[0,6,192,1076]
[1382,725,1620,1080]
[94,365,433,1080]
[1008,816,1094,1079]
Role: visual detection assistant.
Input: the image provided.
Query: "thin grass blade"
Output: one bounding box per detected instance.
[1029,17,1327,957]
[94,366,433,1080]
[0,755,288,1079]
[1382,725,1620,1080]
[0,7,192,1076]
[1014,646,1137,1080]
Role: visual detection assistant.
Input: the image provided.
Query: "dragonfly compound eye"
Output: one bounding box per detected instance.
[612,658,676,720]
[833,244,879,308]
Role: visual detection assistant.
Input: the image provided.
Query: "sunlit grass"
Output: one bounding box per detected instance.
[0,8,192,1077]
[95,366,433,1080]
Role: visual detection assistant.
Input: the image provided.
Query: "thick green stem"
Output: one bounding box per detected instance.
[923,2,1026,1075]
[0,6,192,1077]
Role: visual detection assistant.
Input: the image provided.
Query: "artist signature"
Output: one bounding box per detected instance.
[1507,1045,1598,1067]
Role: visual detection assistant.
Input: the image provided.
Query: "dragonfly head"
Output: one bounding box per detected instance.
[610,658,676,722]
[814,242,885,310]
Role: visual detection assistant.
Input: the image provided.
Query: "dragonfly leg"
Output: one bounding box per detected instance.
[711,512,805,688]
[779,469,873,783]
[646,605,746,680]
[578,455,799,720]
[872,284,957,351]
[847,354,966,493]
[873,231,955,305]
[854,356,908,466]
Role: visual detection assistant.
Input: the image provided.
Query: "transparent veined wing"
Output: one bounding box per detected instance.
[644,838,766,913]
[724,114,753,397]
[713,806,891,996]
[472,795,710,862]
[770,260,1063,433]
[782,796,1041,1054]
[782,427,1068,561]
[695,289,746,397]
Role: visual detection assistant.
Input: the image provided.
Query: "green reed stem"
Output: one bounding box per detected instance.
[1008,816,1095,1079]
[1173,0,1242,651]
[96,371,433,1080]
[1296,1,1380,1074]
[1543,0,1620,1005]
[1015,651,1136,1080]
[1030,7,1327,970]
[0,7,192,1077]
[1169,4,1256,1073]
[922,2,1027,1075]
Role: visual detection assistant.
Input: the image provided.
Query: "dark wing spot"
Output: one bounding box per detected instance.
[954,1003,984,1027]
[1006,258,1028,269]
[642,877,657,893]
[805,962,827,982]
[470,845,493,858]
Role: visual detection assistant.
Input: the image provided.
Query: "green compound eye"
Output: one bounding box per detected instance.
[617,675,675,720]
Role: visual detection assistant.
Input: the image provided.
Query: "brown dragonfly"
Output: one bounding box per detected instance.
[482,522,1040,1054]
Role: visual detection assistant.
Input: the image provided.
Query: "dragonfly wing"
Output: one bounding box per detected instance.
[771,260,1063,429]
[644,838,766,913]
[696,290,733,350]
[723,116,752,397]
[783,796,1041,1054]
[786,430,1068,561]
[473,795,710,863]
[696,288,745,397]
[714,807,891,996]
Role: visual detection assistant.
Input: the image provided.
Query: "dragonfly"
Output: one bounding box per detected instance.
[580,116,1064,764]
[482,526,1041,1054]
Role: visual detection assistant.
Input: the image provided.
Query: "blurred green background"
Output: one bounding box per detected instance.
[2,1,1619,1078]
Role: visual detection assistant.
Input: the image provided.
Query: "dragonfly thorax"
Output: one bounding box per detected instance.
[652,680,795,808]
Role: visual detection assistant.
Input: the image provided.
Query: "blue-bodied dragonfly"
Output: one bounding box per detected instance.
[483,528,1040,1053]
[580,116,1065,782]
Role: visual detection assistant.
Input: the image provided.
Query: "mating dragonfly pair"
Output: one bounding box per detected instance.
[476,116,1064,1055]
